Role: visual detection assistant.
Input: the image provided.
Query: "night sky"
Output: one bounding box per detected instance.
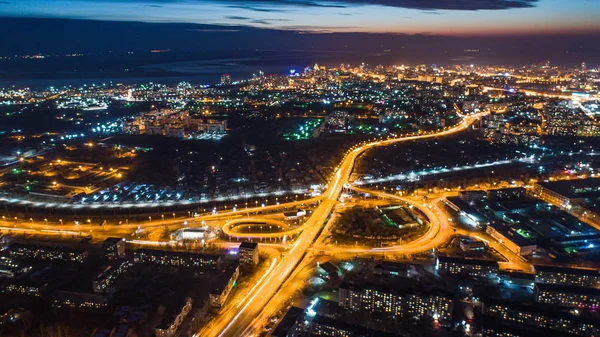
[1,0,599,65]
[3,0,599,35]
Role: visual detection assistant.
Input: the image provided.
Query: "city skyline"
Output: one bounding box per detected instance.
[2,2,600,337]
[1,58,600,337]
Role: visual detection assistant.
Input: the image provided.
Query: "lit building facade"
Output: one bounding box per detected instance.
[535,283,600,308]
[209,265,239,307]
[405,294,453,323]
[338,283,453,324]
[92,260,129,293]
[436,256,499,278]
[133,249,220,269]
[1,279,48,297]
[155,297,193,337]
[50,291,109,311]
[535,265,600,288]
[9,243,88,263]
[239,242,259,268]
[103,237,126,260]
[0,257,31,278]
[483,298,600,336]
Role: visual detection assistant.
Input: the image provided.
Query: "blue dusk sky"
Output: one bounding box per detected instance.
[1,0,599,35]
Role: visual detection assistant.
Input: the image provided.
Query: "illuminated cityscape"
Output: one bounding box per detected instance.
[1,0,600,336]
[0,59,598,337]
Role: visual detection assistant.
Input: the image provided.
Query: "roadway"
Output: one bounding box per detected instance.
[351,187,532,272]
[198,112,488,337]
[0,197,322,241]
[222,218,299,239]
[238,185,533,335]
[1,112,488,337]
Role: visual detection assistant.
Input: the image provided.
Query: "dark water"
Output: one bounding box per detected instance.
[0,50,360,89]
[0,49,504,89]
[0,47,597,90]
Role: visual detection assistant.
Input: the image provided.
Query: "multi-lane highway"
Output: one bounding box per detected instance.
[0,196,322,241]
[1,112,489,337]
[198,112,487,337]
[235,185,533,336]
[349,187,532,273]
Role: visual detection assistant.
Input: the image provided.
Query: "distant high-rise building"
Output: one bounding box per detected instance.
[221,74,232,85]
[103,237,126,260]
[239,242,259,268]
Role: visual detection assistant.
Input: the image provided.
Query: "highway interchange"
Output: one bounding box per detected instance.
[197,111,507,337]
[0,110,536,336]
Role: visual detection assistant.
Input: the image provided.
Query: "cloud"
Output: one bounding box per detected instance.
[286,24,361,32]
[226,15,252,20]
[225,5,288,12]
[216,0,538,11]
[187,28,242,32]
[225,16,291,24]
[252,19,272,24]
[75,0,538,11]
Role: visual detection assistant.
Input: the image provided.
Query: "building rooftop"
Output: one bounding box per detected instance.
[495,197,541,212]
[437,255,499,267]
[535,283,600,296]
[10,242,87,254]
[134,248,220,260]
[537,178,600,199]
[486,221,538,247]
[340,277,452,299]
[156,297,191,330]
[239,242,258,249]
[484,297,600,325]
[103,237,124,245]
[535,264,600,277]
[210,265,238,296]
[482,315,555,337]
[318,262,339,276]
[446,196,489,223]
[498,270,535,281]
[50,290,108,304]
[271,307,304,337]
[312,314,400,337]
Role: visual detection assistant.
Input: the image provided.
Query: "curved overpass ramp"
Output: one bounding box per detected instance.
[222,218,304,238]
